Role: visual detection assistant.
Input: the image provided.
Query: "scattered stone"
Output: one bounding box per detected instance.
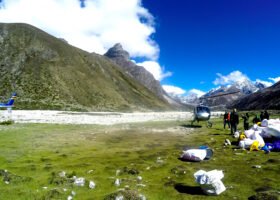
[115,179,121,186]
[156,159,164,164]
[170,165,188,175]
[139,194,146,200]
[59,171,66,177]
[224,139,231,146]
[71,191,76,196]
[125,185,130,189]
[252,165,262,169]
[67,195,73,200]
[137,176,142,182]
[116,169,121,176]
[136,184,146,187]
[89,180,96,189]
[115,195,124,200]
[74,177,85,187]
[0,169,32,184]
[42,186,48,190]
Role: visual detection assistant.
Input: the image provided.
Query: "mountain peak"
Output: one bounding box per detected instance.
[104,43,130,60]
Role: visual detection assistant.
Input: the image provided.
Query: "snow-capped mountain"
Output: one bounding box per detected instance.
[201,78,267,107]
[164,79,269,108]
[166,89,205,105]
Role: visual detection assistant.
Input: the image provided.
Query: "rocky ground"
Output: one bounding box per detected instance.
[0,110,223,125]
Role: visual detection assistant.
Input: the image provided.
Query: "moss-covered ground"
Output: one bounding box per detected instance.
[0,115,279,199]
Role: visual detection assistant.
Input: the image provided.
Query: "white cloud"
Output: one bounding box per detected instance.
[213,70,249,85]
[162,85,186,96]
[137,61,172,81]
[0,0,159,59]
[269,76,280,83]
[188,89,205,97]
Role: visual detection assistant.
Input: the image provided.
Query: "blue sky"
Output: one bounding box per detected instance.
[142,0,280,94]
[1,0,280,96]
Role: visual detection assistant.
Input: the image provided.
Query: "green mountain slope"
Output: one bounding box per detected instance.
[0,23,172,111]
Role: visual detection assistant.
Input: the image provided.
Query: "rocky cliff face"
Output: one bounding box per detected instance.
[230,81,280,110]
[104,43,187,109]
[104,44,167,100]
[0,23,172,111]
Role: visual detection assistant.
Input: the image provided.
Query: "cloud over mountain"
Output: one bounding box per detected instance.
[0,0,158,59]
[162,85,186,96]
[137,61,172,81]
[213,70,248,85]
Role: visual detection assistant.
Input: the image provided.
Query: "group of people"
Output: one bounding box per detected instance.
[223,109,270,135]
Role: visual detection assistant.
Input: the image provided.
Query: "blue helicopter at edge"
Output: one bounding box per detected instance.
[0,93,17,109]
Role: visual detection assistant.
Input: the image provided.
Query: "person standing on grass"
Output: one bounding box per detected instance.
[230,108,239,135]
[252,115,261,124]
[264,110,270,120]
[223,111,230,129]
[242,113,249,130]
[260,111,265,121]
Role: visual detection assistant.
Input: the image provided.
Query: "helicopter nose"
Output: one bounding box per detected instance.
[201,113,210,118]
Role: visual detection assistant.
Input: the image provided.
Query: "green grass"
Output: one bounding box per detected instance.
[0,117,279,199]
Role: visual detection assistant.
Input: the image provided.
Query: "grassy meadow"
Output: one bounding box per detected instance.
[0,115,279,200]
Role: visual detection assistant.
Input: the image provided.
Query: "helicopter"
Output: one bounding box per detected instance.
[191,105,212,127]
[191,90,240,127]
[0,92,17,112]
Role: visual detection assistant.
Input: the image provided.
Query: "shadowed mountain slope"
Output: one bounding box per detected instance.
[0,23,172,111]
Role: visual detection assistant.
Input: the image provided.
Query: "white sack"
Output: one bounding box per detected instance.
[239,138,254,149]
[181,149,207,161]
[194,170,226,195]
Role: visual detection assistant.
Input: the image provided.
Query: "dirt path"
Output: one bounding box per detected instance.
[0,110,222,125]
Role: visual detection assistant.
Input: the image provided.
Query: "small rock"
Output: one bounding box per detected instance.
[87,170,94,174]
[71,191,76,196]
[115,195,124,200]
[74,177,85,187]
[115,179,121,186]
[89,180,95,189]
[137,176,142,181]
[42,186,48,190]
[58,171,66,177]
[252,165,262,169]
[67,196,73,200]
[225,139,231,146]
[116,169,121,176]
[5,181,9,184]
[136,184,146,187]
[139,194,146,200]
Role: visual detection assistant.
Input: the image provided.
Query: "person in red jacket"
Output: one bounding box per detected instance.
[223,111,230,129]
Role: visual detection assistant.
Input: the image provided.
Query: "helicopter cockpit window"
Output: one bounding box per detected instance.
[197,106,210,113]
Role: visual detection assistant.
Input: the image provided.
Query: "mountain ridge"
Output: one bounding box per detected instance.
[0,23,172,111]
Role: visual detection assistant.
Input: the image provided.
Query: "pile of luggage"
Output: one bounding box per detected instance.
[236,118,280,152]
